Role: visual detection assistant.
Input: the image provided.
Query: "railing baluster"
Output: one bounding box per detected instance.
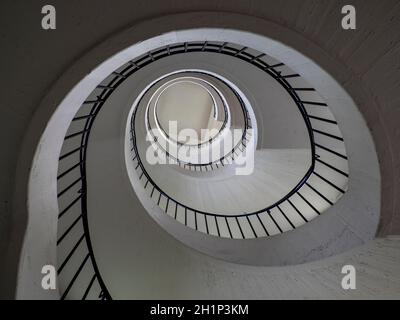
[297,192,320,215]
[57,161,82,180]
[277,205,295,229]
[57,177,82,197]
[214,216,221,237]
[246,216,257,238]
[256,214,269,236]
[57,214,82,245]
[234,46,248,57]
[265,62,284,70]
[235,217,245,239]
[316,158,349,177]
[308,115,337,124]
[184,208,187,226]
[82,274,97,300]
[305,182,333,205]
[61,253,90,300]
[300,100,327,106]
[312,129,344,141]
[205,215,209,234]
[225,217,233,238]
[287,199,308,223]
[313,172,345,193]
[72,114,95,121]
[65,130,89,140]
[315,143,347,159]
[267,210,283,233]
[58,195,82,219]
[59,146,84,160]
[58,234,85,274]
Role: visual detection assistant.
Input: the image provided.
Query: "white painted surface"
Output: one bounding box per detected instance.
[15,14,382,298]
[156,80,215,143]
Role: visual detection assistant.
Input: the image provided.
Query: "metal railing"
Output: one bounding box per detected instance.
[144,71,252,171]
[56,40,349,300]
[150,74,230,148]
[128,42,349,238]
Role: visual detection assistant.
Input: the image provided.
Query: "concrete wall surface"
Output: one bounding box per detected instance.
[1,0,399,298]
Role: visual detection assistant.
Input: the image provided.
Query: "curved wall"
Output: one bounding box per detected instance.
[3,6,396,298]
[56,28,379,295]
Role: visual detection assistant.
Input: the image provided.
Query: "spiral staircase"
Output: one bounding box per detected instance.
[55,37,376,299]
[2,2,400,300]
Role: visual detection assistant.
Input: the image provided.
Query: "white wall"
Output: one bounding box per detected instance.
[3,6,396,298]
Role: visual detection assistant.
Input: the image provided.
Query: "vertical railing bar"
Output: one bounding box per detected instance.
[58,195,82,219]
[277,205,295,229]
[287,199,308,223]
[308,115,337,124]
[61,253,90,300]
[256,213,270,236]
[267,209,283,233]
[205,215,209,234]
[57,214,83,245]
[214,216,220,237]
[82,274,97,300]
[218,42,228,52]
[234,46,248,56]
[58,234,85,274]
[246,216,257,238]
[316,158,349,177]
[157,193,162,205]
[315,143,347,159]
[57,177,82,197]
[57,161,83,180]
[59,146,84,160]
[166,198,170,213]
[235,217,245,239]
[225,217,233,238]
[313,172,345,193]
[299,100,327,106]
[250,53,266,62]
[305,182,333,205]
[297,192,320,215]
[312,129,344,141]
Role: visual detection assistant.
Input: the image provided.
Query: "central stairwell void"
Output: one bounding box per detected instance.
[126,42,348,239]
[52,28,380,300]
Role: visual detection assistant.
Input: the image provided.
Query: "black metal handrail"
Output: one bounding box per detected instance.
[151,74,230,149]
[56,40,349,300]
[128,42,348,236]
[144,71,252,171]
[143,74,252,171]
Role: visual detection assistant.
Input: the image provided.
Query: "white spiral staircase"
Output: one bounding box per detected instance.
[5,5,399,300]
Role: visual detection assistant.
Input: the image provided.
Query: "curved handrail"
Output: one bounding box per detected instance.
[128,42,348,237]
[56,40,349,300]
[152,76,229,148]
[144,71,252,170]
